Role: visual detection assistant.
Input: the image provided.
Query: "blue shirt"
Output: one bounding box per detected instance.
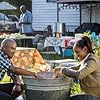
[19,10,33,34]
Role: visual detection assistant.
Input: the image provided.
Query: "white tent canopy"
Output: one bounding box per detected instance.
[0,1,16,10]
[0,2,17,23]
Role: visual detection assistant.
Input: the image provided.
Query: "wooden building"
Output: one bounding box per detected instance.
[32,0,100,33]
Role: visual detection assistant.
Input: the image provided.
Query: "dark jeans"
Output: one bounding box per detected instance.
[0,91,13,100]
[21,33,33,47]
[33,34,45,43]
[0,83,23,100]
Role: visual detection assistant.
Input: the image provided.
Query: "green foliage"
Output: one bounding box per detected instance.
[91,37,100,58]
[71,82,83,95]
[93,47,100,58]
[3,0,32,10]
[83,32,100,58]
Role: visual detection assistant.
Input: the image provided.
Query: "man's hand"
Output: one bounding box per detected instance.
[19,22,21,26]
[34,72,43,79]
[11,84,22,96]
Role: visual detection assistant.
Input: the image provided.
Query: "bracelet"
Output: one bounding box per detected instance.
[15,83,21,86]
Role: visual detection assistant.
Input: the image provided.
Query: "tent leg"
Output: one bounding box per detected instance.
[90,2,92,23]
[79,4,82,25]
[57,3,59,23]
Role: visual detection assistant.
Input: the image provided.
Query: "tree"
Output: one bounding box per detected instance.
[0,0,32,16]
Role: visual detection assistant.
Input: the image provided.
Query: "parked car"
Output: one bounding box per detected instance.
[7,15,19,30]
[0,13,19,33]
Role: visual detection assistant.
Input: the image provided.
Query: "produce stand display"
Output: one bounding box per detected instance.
[0,33,35,47]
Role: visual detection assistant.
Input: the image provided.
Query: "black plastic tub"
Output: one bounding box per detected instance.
[70,94,100,100]
[23,76,72,100]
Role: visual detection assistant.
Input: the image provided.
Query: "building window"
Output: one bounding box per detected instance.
[47,0,56,2]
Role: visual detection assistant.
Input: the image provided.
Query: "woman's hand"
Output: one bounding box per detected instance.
[53,67,63,78]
